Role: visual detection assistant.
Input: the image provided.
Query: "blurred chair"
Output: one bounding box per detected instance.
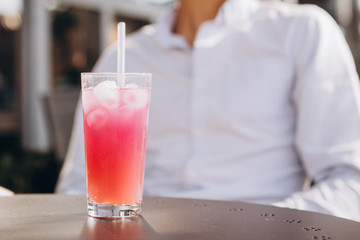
[43,89,80,165]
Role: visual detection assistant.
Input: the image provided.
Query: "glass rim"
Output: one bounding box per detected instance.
[81,72,152,77]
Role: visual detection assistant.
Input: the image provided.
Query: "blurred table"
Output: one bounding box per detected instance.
[0,194,359,240]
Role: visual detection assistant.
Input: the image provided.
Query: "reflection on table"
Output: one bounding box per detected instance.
[80,216,156,240]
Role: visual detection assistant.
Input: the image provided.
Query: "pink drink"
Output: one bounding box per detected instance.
[82,83,150,208]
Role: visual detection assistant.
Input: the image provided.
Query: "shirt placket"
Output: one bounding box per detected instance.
[183,36,214,189]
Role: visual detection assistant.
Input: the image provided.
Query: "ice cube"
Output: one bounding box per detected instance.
[117,105,136,123]
[93,81,119,108]
[123,89,148,108]
[82,90,98,114]
[86,108,109,130]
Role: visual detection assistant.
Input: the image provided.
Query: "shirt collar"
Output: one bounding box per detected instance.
[153,0,259,49]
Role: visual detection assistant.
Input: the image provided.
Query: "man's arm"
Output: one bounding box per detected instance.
[274,6,360,222]
[274,166,360,221]
[55,99,86,194]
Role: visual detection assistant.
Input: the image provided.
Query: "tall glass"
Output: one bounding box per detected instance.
[81,73,151,219]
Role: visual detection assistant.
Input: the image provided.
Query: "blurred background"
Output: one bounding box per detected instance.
[0,0,359,194]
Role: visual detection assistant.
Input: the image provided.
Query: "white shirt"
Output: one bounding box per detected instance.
[56,0,360,221]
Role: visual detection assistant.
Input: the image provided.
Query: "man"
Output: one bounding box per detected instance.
[56,0,360,221]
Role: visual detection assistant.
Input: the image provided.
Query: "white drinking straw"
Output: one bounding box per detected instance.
[117,22,126,87]
[117,22,125,73]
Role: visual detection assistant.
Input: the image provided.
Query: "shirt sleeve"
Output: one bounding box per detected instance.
[275,7,360,221]
[292,7,360,176]
[55,99,86,194]
[273,166,360,221]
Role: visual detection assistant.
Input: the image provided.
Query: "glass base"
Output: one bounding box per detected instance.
[87,199,141,219]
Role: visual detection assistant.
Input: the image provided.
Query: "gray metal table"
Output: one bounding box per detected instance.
[0,194,359,239]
